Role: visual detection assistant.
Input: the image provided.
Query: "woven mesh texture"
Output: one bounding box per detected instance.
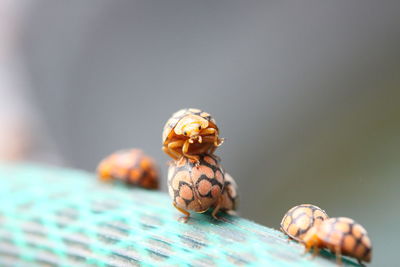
[0,164,359,266]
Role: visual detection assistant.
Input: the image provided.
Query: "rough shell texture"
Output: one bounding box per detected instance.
[162,108,217,143]
[168,154,224,213]
[219,173,238,211]
[97,149,159,189]
[280,204,328,242]
[317,217,372,262]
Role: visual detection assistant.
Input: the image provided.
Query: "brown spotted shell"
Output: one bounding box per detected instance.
[219,173,238,211]
[162,108,217,144]
[280,204,328,242]
[168,154,224,213]
[317,217,372,262]
[97,148,159,189]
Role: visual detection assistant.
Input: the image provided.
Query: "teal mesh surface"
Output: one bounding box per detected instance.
[0,164,360,266]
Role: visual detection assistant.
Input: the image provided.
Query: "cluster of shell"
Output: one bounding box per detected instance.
[95,110,371,265]
[163,108,238,221]
[281,204,372,265]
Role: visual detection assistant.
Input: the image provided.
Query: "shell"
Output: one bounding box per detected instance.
[97,148,159,189]
[162,108,217,143]
[219,173,238,211]
[317,217,372,262]
[168,154,224,213]
[280,204,328,242]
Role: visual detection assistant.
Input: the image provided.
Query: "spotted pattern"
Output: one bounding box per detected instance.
[168,154,224,213]
[219,173,239,211]
[316,217,372,263]
[162,108,218,143]
[97,149,159,189]
[280,204,328,242]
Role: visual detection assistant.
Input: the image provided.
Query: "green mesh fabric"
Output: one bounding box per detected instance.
[0,164,359,266]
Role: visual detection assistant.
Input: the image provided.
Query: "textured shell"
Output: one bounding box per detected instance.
[168,154,224,213]
[219,173,238,211]
[97,149,159,189]
[162,108,217,143]
[280,204,328,242]
[317,217,372,262]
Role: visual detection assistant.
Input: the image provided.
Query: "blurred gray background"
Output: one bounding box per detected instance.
[3,1,400,266]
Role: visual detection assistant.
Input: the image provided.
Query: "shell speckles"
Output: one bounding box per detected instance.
[168,154,224,214]
[280,204,328,242]
[304,217,372,263]
[219,173,238,212]
[97,149,159,189]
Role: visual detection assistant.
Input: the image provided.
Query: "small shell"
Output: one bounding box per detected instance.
[218,173,238,212]
[162,108,217,143]
[97,148,159,189]
[317,217,372,262]
[168,154,224,213]
[280,204,328,242]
